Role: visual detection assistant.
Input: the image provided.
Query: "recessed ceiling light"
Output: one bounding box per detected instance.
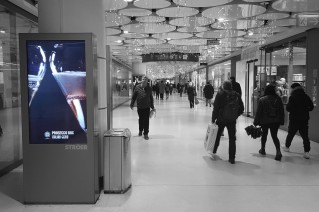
[0,30,5,34]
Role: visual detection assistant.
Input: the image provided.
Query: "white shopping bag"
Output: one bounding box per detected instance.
[204,123,218,154]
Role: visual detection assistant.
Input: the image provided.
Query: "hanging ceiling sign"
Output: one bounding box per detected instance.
[297,15,319,27]
[142,52,199,62]
[207,39,220,46]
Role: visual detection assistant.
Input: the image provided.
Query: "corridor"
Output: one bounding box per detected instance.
[1,94,319,212]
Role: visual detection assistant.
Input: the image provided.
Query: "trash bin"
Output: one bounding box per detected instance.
[103,128,131,193]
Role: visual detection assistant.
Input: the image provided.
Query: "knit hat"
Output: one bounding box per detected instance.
[291,83,301,89]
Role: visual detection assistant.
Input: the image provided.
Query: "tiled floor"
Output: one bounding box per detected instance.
[1,94,319,212]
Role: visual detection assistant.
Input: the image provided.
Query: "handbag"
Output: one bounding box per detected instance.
[245,125,262,139]
[195,97,199,105]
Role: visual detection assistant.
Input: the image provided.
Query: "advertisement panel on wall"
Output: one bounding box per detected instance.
[27,40,87,144]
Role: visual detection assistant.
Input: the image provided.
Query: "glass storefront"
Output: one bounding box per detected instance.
[190,69,206,98]
[112,60,132,108]
[261,37,307,128]
[0,4,38,175]
[208,61,231,93]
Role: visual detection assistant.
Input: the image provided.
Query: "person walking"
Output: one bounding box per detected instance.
[130,76,155,140]
[211,81,244,164]
[203,81,214,107]
[158,80,165,100]
[165,82,170,100]
[253,84,285,161]
[282,83,314,159]
[230,76,242,97]
[187,82,196,108]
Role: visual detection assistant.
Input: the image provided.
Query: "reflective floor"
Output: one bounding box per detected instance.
[1,94,319,212]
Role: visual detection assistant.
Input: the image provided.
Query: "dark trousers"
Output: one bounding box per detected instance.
[213,122,236,160]
[206,98,212,106]
[261,124,281,153]
[137,108,150,135]
[156,91,159,99]
[189,97,194,108]
[160,93,164,100]
[285,120,311,152]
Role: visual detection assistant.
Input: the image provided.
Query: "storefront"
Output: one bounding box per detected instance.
[0,2,38,176]
[208,60,231,93]
[260,29,319,142]
[112,60,132,108]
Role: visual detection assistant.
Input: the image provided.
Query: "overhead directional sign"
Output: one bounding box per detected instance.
[207,39,220,46]
[142,52,199,62]
[297,16,319,27]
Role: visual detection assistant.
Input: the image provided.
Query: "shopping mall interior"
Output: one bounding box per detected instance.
[0,0,319,211]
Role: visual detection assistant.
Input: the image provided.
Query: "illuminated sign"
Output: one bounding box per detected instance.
[142,52,199,62]
[27,40,87,144]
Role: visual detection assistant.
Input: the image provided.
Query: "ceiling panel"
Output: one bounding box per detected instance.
[152,32,193,40]
[211,20,264,30]
[105,28,121,35]
[119,8,152,17]
[156,7,199,18]
[197,30,246,39]
[120,33,150,39]
[173,0,234,7]
[202,4,267,21]
[136,16,166,23]
[177,26,209,33]
[134,0,171,9]
[256,12,290,20]
[169,17,216,27]
[104,0,128,11]
[121,23,176,34]
[168,39,208,46]
[105,12,131,27]
[272,0,319,12]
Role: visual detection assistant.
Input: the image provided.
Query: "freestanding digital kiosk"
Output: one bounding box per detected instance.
[19,33,100,204]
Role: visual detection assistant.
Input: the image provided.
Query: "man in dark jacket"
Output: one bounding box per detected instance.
[282,83,314,159]
[230,76,242,97]
[130,76,155,140]
[211,81,244,164]
[203,81,214,107]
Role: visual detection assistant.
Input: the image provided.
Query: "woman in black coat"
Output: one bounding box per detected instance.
[253,84,285,161]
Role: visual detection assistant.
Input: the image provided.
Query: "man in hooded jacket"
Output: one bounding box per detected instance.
[211,81,244,164]
[282,83,314,159]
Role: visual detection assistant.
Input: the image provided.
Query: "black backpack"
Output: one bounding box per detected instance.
[221,93,240,122]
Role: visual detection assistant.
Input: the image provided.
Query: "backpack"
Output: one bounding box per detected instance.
[221,93,240,122]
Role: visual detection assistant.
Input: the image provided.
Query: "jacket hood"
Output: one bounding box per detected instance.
[291,86,305,96]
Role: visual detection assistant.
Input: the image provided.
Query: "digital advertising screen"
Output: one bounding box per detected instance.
[26,40,87,144]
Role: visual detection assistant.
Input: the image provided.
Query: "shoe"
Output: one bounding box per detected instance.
[259,149,266,155]
[281,145,290,152]
[228,159,235,164]
[275,154,282,161]
[304,152,310,159]
[209,153,217,160]
[144,135,149,140]
[138,131,142,136]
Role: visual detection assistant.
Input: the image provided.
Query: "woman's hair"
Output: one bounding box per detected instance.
[264,84,277,96]
[222,81,232,91]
